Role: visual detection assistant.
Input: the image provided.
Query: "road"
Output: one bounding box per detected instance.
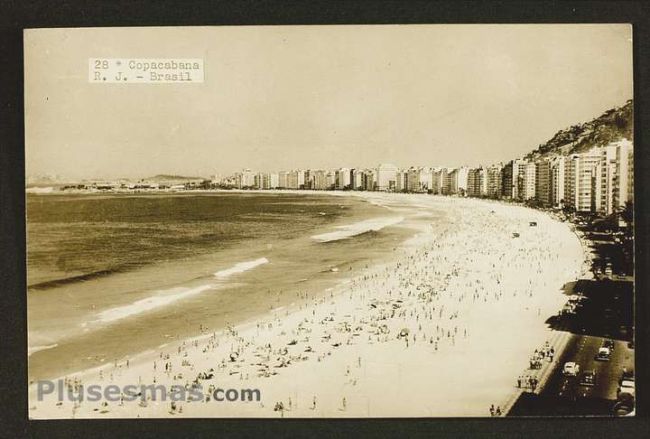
[509,333,634,416]
[547,334,633,401]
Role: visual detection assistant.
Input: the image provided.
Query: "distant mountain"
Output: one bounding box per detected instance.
[144,174,205,182]
[25,174,70,187]
[526,99,633,160]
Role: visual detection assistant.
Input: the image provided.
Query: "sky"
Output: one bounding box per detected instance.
[24,24,633,180]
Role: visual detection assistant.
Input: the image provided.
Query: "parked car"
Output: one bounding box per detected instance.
[563,362,580,376]
[620,370,635,384]
[618,380,635,397]
[613,392,635,416]
[579,370,596,386]
[596,347,611,361]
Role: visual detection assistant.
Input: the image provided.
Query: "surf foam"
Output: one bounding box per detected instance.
[93,258,269,325]
[96,284,216,324]
[311,216,404,242]
[214,257,269,279]
[28,344,59,356]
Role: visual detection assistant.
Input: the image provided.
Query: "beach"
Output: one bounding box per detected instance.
[28,192,586,418]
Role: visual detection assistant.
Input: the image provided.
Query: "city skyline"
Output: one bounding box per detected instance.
[25,24,632,180]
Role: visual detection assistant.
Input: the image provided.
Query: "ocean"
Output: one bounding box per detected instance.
[27,191,414,381]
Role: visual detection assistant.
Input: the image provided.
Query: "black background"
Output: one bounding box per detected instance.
[1,1,649,438]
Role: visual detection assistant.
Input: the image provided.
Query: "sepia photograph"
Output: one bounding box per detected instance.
[24,24,635,419]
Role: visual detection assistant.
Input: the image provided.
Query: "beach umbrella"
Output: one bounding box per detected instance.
[399,328,410,337]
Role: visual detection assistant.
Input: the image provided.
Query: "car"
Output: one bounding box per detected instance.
[603,339,615,351]
[580,370,596,386]
[620,370,635,384]
[596,347,611,361]
[618,380,635,397]
[562,303,576,314]
[563,362,580,376]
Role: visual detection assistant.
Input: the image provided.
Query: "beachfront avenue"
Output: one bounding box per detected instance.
[37,380,261,403]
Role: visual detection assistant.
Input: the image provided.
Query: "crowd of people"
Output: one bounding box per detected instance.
[30,195,585,418]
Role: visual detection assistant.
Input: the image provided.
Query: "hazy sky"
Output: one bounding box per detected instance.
[25,24,633,179]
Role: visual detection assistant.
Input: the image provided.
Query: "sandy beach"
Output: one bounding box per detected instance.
[28,192,586,418]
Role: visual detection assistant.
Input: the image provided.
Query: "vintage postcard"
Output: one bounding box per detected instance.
[25,24,634,418]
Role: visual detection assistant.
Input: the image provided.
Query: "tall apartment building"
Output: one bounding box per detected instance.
[297,170,306,189]
[286,171,299,189]
[351,169,364,190]
[269,173,279,189]
[311,170,328,190]
[614,139,634,209]
[516,161,536,201]
[326,171,336,190]
[627,147,634,205]
[376,163,398,191]
[395,169,407,192]
[442,168,453,195]
[562,141,634,214]
[564,149,602,212]
[304,170,315,190]
[501,159,525,199]
[335,168,351,190]
[431,168,447,195]
[535,159,551,206]
[362,169,376,191]
[236,168,255,188]
[421,167,434,192]
[406,167,421,192]
[599,145,618,215]
[549,156,566,208]
[467,168,487,198]
[486,165,502,199]
[278,171,288,189]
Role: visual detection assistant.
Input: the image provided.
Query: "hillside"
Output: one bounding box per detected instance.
[526,99,633,160]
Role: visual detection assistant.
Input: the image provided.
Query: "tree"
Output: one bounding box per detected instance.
[621,201,633,225]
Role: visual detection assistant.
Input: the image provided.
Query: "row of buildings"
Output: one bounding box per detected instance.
[218,139,633,216]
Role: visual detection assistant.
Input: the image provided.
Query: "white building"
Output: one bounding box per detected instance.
[351,169,364,190]
[519,161,536,201]
[278,171,288,189]
[550,156,566,208]
[335,168,351,190]
[396,169,407,192]
[269,173,279,189]
[613,139,633,210]
[564,149,601,212]
[375,163,398,191]
[486,165,502,199]
[236,168,255,188]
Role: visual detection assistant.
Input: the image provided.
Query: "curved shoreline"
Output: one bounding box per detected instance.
[29,193,586,418]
